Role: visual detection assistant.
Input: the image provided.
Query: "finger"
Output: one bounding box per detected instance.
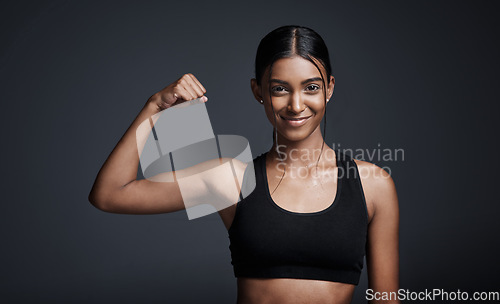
[186,77,205,98]
[180,82,199,101]
[187,74,207,95]
[177,76,199,100]
[175,85,197,102]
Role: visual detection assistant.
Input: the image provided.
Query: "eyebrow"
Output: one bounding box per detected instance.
[270,77,323,85]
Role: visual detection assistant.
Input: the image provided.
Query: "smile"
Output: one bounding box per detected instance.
[280,115,312,127]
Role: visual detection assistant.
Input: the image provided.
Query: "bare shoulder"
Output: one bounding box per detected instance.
[352,158,393,185]
[352,158,398,223]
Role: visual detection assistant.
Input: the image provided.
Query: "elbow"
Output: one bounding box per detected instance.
[88,189,115,213]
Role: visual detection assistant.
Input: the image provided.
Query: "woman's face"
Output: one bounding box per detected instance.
[251,55,335,143]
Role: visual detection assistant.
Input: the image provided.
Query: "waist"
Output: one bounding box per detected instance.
[233,264,362,285]
[236,277,355,304]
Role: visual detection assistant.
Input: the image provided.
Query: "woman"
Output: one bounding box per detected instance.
[89,25,400,304]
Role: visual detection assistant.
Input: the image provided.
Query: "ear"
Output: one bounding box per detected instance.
[327,75,335,103]
[250,78,263,105]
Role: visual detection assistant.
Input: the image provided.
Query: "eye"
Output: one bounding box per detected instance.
[271,86,288,93]
[306,84,320,91]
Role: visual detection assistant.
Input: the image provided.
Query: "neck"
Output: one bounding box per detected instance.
[267,126,334,168]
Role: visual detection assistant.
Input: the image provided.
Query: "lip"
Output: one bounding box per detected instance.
[280,115,312,127]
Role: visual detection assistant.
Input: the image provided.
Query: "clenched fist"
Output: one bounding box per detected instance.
[148,73,208,112]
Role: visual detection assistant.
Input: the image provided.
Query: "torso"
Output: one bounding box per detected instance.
[218,149,375,304]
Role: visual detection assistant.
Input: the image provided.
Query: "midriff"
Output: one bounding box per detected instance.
[236,277,355,304]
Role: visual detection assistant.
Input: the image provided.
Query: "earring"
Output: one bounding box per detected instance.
[260,100,264,104]
[327,98,330,102]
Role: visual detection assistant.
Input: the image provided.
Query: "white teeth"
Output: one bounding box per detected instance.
[284,117,306,121]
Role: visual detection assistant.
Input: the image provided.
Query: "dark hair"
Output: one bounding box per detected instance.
[254,25,333,194]
[255,25,332,86]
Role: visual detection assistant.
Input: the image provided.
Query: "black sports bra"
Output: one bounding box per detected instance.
[228,150,368,285]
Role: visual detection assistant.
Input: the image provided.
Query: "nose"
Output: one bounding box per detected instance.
[287,92,306,114]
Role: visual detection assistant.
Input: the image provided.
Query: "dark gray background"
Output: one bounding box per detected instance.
[1,1,499,303]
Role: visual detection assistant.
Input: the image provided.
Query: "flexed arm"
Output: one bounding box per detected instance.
[88,74,209,214]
